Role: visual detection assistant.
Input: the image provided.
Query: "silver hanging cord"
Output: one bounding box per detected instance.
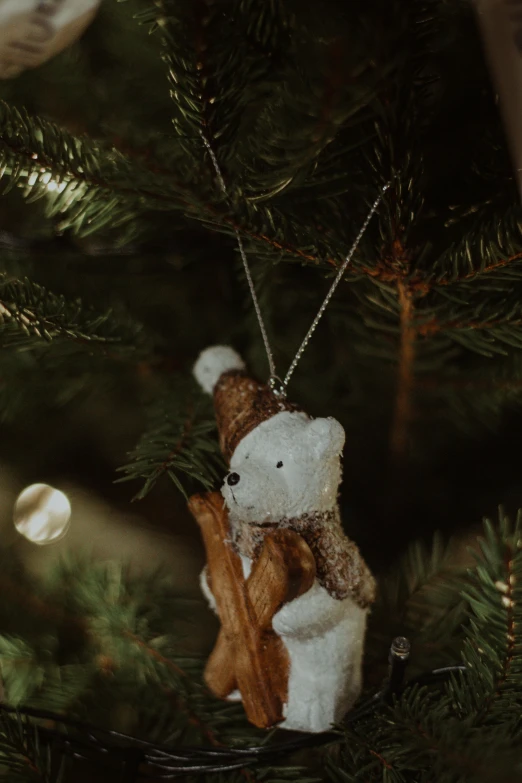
[201,134,276,380]
[202,131,389,395]
[282,183,390,391]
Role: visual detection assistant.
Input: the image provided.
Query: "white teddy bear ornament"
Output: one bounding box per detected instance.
[188,346,376,733]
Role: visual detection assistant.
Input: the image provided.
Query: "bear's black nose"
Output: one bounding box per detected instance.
[227,472,240,486]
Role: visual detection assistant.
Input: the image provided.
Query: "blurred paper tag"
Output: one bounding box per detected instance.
[0,0,101,79]
[475,0,522,196]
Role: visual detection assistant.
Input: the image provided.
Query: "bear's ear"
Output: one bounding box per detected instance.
[306,417,345,457]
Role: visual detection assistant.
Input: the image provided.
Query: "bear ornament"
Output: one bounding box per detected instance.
[188,346,376,733]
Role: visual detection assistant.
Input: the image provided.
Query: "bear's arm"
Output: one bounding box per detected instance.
[272,580,361,638]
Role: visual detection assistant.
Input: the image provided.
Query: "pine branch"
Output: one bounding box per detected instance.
[369,686,521,783]
[0,273,144,354]
[0,102,201,237]
[0,98,376,276]
[0,554,226,747]
[436,251,522,287]
[367,532,467,672]
[426,201,522,286]
[339,507,522,781]
[159,0,299,182]
[415,273,522,356]
[449,511,522,728]
[0,637,44,708]
[117,379,224,499]
[353,241,522,295]
[0,711,65,782]
[417,353,522,434]
[339,710,406,782]
[419,314,522,354]
[0,546,318,779]
[0,346,128,425]
[0,270,154,420]
[159,0,215,157]
[345,511,522,782]
[2,516,522,781]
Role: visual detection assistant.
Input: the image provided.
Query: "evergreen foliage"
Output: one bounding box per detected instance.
[1,514,521,781]
[1,0,522,780]
[117,378,224,498]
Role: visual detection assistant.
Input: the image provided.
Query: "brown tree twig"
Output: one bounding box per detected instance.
[390,280,416,461]
[369,748,393,770]
[435,252,522,285]
[418,316,522,337]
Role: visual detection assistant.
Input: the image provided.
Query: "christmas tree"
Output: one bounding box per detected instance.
[1,0,522,780]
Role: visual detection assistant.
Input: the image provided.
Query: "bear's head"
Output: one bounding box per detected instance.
[221,410,345,525]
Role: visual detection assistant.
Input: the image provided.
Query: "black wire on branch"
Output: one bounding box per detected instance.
[0,638,467,782]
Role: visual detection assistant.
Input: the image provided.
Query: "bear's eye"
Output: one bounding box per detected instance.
[276,461,283,468]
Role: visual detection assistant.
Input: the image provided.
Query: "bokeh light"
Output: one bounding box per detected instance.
[13,483,71,545]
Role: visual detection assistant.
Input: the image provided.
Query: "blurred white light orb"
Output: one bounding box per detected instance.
[13,484,71,545]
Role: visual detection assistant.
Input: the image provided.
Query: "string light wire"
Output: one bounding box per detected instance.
[0,638,466,781]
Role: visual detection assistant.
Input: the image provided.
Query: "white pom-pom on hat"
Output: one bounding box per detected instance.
[193,345,246,394]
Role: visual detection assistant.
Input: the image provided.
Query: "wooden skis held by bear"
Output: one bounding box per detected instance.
[189,492,315,728]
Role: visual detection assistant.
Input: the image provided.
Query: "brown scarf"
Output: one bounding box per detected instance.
[230,509,376,608]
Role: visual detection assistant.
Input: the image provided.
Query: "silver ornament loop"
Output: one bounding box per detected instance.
[268,375,287,397]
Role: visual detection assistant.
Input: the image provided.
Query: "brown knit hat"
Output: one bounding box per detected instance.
[214,370,301,463]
